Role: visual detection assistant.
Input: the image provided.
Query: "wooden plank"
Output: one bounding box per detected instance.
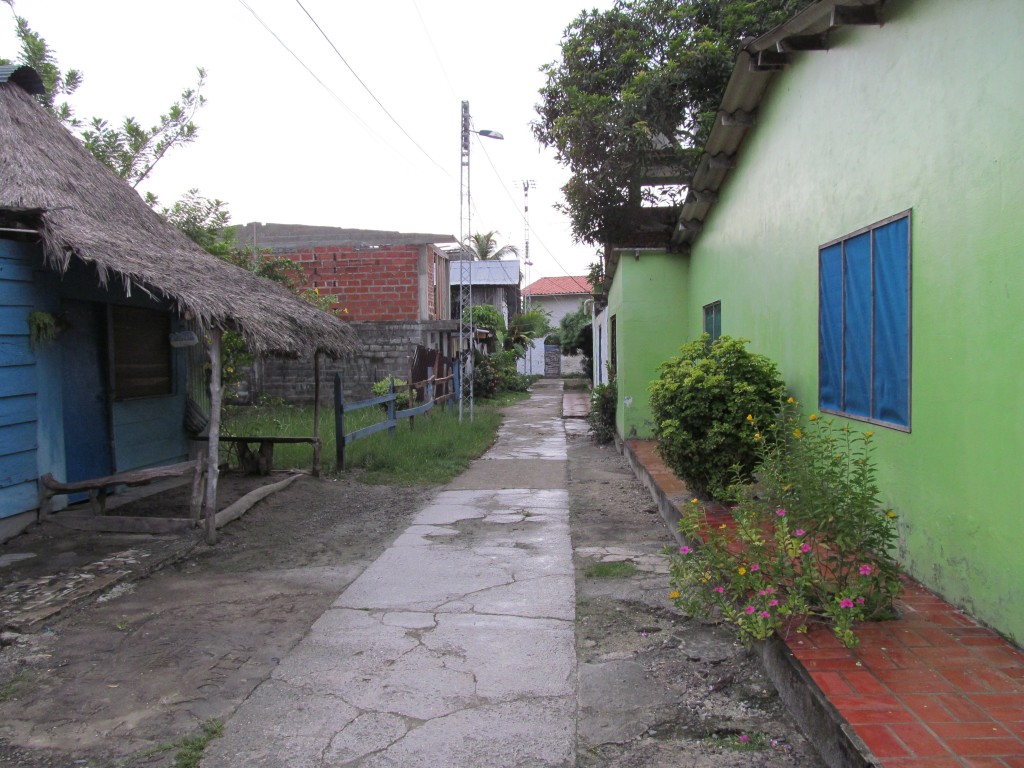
[0,255,35,282]
[49,514,196,534]
[0,422,36,458]
[0,338,33,367]
[40,460,197,493]
[0,393,36,428]
[0,361,35,394]
[194,435,320,444]
[0,479,38,520]
[0,448,35,488]
[0,305,33,335]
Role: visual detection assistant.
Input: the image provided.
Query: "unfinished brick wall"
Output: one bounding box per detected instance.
[278,245,437,322]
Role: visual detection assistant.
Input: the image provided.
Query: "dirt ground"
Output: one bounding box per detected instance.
[0,410,823,767]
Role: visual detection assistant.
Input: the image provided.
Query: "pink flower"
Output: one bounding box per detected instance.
[760,611,771,618]
[794,529,805,536]
[713,586,725,593]
[679,546,690,555]
[750,563,760,572]
[857,597,866,605]
[769,599,779,607]
[745,605,756,615]
[859,564,872,576]
[840,598,855,609]
[775,508,787,517]
[738,734,749,744]
[758,589,767,596]
[766,587,775,594]
[800,543,811,553]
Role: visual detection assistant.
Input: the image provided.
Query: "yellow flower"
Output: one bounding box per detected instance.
[668,590,681,600]
[225,366,234,373]
[888,511,897,518]
[313,286,319,295]
[691,498,699,504]
[719,523,727,529]
[864,431,874,438]
[343,307,349,314]
[746,414,754,422]
[787,396,795,404]
[793,428,803,438]
[754,433,761,441]
[809,413,817,421]
[738,567,747,576]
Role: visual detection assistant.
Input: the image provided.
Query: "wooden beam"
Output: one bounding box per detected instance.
[312,352,321,478]
[721,110,756,128]
[204,329,223,545]
[753,50,790,70]
[832,4,882,26]
[778,33,830,52]
[681,219,704,234]
[692,189,719,204]
[50,514,196,534]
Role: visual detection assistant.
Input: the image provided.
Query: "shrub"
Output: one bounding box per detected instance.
[588,379,617,444]
[668,400,902,648]
[471,356,501,399]
[649,335,784,500]
[371,377,410,410]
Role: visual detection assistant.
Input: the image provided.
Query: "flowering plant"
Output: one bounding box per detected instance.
[669,399,901,647]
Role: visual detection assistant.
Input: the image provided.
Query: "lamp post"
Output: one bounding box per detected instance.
[457,100,503,422]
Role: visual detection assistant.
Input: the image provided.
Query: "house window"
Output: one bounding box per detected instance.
[111,305,173,400]
[703,301,721,342]
[819,211,911,430]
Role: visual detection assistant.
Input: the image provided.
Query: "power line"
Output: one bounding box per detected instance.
[411,0,459,102]
[294,0,453,181]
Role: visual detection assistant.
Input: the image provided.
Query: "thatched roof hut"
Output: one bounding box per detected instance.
[0,67,357,358]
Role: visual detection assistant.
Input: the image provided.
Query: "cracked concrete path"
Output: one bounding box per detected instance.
[202,380,575,767]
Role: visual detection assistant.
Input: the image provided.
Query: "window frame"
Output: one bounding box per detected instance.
[702,301,721,342]
[110,304,174,401]
[817,210,912,431]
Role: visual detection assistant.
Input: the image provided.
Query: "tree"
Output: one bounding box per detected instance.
[533,0,809,245]
[559,302,594,377]
[464,231,520,261]
[2,3,207,191]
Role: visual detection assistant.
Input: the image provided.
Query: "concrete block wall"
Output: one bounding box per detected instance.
[246,320,457,405]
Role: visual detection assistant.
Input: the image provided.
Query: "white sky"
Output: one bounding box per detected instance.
[1,0,614,282]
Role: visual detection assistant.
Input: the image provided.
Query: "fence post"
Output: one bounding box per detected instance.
[335,372,345,471]
[388,376,397,436]
[451,360,460,415]
[426,366,434,417]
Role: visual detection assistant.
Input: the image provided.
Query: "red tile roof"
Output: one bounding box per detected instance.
[523,276,592,296]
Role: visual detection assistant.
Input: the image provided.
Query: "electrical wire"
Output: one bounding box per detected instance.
[411,0,459,102]
[294,0,454,181]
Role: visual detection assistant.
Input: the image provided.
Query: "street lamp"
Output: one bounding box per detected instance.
[457,100,503,422]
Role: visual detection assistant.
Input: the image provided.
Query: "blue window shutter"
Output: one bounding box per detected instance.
[872,218,910,426]
[819,244,843,411]
[843,233,872,418]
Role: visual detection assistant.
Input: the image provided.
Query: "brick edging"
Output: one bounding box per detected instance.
[617,436,879,768]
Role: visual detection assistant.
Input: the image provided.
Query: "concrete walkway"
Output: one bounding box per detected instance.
[203,380,576,767]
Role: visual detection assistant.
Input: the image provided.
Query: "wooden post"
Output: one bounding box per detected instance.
[334,372,345,471]
[426,366,434,419]
[388,376,397,435]
[203,329,223,545]
[452,359,460,415]
[312,351,321,478]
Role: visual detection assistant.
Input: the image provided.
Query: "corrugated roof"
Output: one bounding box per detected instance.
[0,65,44,95]
[523,276,592,296]
[454,259,521,286]
[669,0,884,252]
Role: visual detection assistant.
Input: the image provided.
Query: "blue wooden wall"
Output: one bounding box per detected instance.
[0,240,41,520]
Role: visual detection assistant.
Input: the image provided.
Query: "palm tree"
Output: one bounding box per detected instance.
[465,231,519,260]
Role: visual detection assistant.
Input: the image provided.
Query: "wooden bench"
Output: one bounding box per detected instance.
[39,460,205,517]
[193,436,321,476]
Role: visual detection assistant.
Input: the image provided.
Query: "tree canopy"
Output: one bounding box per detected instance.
[533,0,808,246]
[2,5,207,194]
[464,231,520,261]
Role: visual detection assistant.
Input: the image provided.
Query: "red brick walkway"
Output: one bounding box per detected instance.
[626,438,1024,767]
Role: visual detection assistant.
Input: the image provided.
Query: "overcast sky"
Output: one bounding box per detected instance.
[1,0,614,283]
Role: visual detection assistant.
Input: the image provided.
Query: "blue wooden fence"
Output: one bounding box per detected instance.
[334,365,458,470]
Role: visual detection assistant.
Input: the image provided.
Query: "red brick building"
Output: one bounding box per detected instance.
[240,223,457,322]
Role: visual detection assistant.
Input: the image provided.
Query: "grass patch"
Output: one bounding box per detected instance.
[584,561,639,579]
[707,730,770,751]
[0,670,33,702]
[223,395,515,485]
[135,720,224,768]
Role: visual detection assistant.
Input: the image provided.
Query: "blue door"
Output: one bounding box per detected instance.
[60,300,112,488]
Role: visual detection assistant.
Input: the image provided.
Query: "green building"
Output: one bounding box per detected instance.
[600,0,1024,643]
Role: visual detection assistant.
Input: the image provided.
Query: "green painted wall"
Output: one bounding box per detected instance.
[684,0,1024,641]
[607,251,690,439]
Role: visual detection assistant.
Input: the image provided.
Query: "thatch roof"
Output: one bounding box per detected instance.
[0,75,357,357]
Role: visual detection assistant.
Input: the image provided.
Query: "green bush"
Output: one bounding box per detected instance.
[669,400,902,648]
[649,335,784,500]
[588,379,617,444]
[372,377,410,410]
[471,356,501,399]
